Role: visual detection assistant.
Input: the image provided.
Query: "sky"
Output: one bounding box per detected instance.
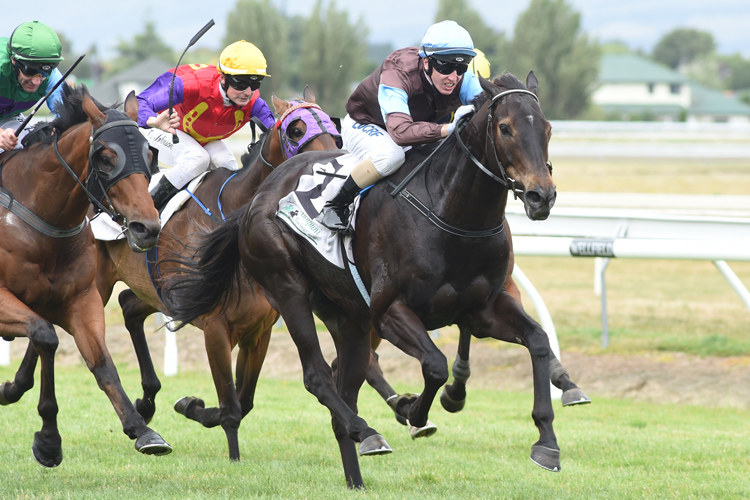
[4,0,750,62]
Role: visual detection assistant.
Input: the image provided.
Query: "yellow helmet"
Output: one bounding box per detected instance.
[217,40,270,77]
[469,48,491,79]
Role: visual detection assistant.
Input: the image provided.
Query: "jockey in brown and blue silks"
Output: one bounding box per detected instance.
[136,40,275,210]
[0,21,65,152]
[316,20,483,232]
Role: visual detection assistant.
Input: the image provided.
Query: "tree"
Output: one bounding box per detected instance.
[720,54,750,91]
[298,0,367,116]
[652,28,716,69]
[224,0,288,104]
[507,0,600,120]
[107,22,174,76]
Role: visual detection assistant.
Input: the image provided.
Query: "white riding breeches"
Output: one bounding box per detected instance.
[341,114,406,178]
[142,128,239,189]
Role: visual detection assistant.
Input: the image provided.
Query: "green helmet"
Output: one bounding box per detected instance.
[8,21,63,64]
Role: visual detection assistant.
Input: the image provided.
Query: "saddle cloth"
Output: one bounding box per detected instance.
[276,153,361,269]
[90,171,209,240]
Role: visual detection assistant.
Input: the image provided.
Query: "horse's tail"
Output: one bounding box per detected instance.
[160,209,245,327]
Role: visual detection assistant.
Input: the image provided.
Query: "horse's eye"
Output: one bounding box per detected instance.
[98,151,116,173]
[498,124,511,137]
[288,126,305,140]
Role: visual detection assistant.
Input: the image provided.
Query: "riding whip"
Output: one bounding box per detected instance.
[14,54,85,137]
[168,19,215,144]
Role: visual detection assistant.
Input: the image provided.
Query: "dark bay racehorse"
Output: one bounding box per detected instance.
[0,84,170,466]
[94,88,341,461]
[162,72,567,488]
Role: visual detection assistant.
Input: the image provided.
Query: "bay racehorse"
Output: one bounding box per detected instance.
[94,88,341,461]
[0,84,171,467]
[161,72,566,488]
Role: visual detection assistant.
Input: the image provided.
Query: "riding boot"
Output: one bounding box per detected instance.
[316,175,360,231]
[150,175,179,212]
[316,158,382,232]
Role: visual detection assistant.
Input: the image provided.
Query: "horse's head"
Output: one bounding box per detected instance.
[475,72,555,220]
[82,90,161,251]
[268,86,342,164]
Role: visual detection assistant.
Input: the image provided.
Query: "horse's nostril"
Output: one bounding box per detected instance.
[525,190,542,206]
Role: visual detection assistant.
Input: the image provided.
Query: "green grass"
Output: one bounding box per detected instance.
[1,367,749,499]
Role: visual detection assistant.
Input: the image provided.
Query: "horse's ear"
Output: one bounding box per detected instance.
[82,92,106,127]
[479,73,498,98]
[303,85,316,104]
[272,93,288,116]
[526,71,539,96]
[124,91,139,121]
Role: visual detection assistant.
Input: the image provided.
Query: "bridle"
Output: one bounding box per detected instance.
[53,109,157,230]
[388,87,551,238]
[454,88,551,199]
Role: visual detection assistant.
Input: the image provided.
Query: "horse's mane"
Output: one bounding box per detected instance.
[470,72,526,110]
[240,130,270,169]
[23,83,112,147]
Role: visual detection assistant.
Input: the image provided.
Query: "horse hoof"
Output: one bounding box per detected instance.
[0,381,10,406]
[135,430,172,456]
[32,435,63,468]
[408,420,438,439]
[359,434,392,456]
[561,388,591,407]
[530,444,561,472]
[173,396,203,416]
[440,388,466,413]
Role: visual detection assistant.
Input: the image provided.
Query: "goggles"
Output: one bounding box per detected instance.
[225,74,264,91]
[430,57,469,76]
[15,58,58,78]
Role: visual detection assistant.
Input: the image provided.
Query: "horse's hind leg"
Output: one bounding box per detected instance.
[119,289,161,423]
[0,341,39,405]
[440,328,471,413]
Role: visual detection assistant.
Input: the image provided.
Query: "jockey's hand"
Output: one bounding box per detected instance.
[148,109,180,135]
[447,104,475,134]
[0,127,19,151]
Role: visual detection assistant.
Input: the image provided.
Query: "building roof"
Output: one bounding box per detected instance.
[599,53,689,84]
[689,83,750,116]
[89,57,172,105]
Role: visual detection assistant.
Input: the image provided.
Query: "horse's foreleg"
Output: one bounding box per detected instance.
[67,290,171,457]
[0,340,39,405]
[375,302,447,437]
[0,292,62,467]
[119,289,161,423]
[479,291,560,472]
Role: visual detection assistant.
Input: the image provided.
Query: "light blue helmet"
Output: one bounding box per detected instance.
[418,20,476,64]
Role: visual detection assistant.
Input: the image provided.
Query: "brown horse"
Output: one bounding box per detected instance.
[94,88,341,461]
[0,84,170,467]
[162,72,567,488]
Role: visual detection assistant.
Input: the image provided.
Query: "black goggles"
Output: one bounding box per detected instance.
[15,59,58,78]
[226,74,264,91]
[430,57,469,76]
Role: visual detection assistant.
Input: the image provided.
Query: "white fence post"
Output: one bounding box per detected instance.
[0,339,9,366]
[157,313,179,376]
[512,265,563,400]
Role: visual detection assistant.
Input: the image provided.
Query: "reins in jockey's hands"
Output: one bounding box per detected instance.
[447,104,475,134]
